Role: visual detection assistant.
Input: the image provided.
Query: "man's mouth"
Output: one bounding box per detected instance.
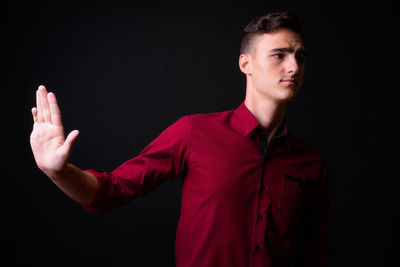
[281,79,296,85]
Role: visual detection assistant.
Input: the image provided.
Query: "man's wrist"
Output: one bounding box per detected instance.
[43,163,72,181]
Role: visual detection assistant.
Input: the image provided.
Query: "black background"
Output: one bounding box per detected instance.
[3,1,390,266]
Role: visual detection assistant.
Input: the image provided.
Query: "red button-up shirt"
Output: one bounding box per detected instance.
[84,102,329,267]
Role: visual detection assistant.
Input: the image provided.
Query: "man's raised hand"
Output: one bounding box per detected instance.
[30,85,79,176]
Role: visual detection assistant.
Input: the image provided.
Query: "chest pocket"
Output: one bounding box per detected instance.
[283,174,311,197]
[280,174,312,230]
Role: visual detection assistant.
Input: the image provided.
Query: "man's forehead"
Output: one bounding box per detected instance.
[257,29,304,51]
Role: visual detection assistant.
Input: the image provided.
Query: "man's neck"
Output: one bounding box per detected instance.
[244,94,286,143]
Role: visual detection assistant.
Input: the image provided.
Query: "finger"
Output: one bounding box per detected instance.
[31,107,38,123]
[62,130,80,155]
[36,87,43,123]
[39,86,52,123]
[48,92,63,127]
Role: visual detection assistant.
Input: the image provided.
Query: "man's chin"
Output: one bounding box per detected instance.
[278,87,299,102]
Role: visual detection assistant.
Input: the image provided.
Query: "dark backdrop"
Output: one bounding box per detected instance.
[3,1,389,266]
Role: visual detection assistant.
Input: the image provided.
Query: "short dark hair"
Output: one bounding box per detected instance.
[240,11,303,54]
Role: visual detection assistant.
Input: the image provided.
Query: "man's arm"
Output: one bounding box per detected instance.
[30,85,98,205]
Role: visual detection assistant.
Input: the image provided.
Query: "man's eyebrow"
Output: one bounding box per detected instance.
[269,47,307,56]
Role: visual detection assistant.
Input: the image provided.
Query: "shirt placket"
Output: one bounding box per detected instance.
[249,133,271,267]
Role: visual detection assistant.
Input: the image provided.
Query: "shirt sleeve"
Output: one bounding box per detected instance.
[83,115,192,214]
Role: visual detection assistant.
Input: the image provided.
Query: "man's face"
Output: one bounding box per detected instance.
[244,28,306,103]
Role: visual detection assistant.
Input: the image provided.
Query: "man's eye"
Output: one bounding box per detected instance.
[273,54,284,59]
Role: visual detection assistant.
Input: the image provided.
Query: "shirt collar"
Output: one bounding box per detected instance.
[231,101,292,152]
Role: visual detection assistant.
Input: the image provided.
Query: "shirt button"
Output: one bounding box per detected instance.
[257,215,263,220]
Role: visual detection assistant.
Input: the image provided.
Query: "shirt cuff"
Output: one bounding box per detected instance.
[82,169,112,214]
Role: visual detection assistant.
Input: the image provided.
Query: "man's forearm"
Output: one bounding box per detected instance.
[45,163,99,206]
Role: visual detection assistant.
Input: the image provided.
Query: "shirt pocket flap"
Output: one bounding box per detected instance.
[283,174,312,199]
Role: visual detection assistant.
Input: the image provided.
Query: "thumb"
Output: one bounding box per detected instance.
[62,129,80,154]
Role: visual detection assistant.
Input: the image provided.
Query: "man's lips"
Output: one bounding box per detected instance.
[281,79,296,84]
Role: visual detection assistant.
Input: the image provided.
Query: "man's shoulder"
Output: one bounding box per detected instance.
[165,107,235,137]
[182,107,235,126]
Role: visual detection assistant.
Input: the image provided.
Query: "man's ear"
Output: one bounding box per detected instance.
[239,54,252,75]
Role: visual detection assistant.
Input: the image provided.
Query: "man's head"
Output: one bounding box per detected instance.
[239,11,306,103]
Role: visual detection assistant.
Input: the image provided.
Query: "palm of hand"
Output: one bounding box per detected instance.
[31,121,67,172]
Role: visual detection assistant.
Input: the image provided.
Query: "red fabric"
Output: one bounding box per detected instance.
[84,102,329,267]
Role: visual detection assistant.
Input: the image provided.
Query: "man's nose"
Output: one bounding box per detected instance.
[287,55,299,74]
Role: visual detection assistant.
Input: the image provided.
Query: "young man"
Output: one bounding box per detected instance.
[30,11,329,267]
